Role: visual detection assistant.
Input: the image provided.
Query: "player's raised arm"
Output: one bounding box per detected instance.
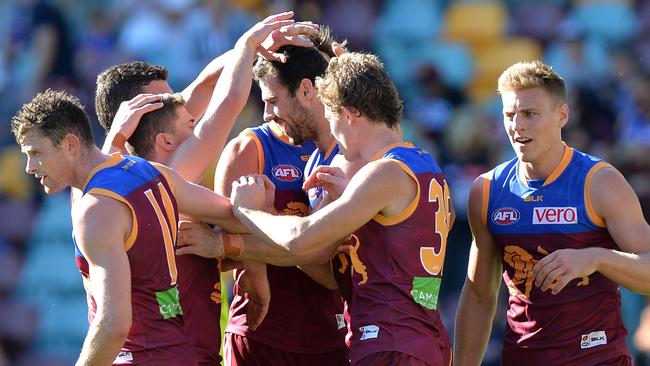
[231,158,413,257]
[454,175,502,366]
[169,13,318,183]
[533,166,650,295]
[73,194,133,366]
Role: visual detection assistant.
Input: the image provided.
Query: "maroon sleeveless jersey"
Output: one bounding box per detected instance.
[348,144,452,365]
[486,147,630,365]
[226,125,346,353]
[73,154,188,364]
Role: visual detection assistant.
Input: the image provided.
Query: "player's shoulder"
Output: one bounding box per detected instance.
[225,129,261,157]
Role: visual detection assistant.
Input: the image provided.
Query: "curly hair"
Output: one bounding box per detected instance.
[316,53,402,128]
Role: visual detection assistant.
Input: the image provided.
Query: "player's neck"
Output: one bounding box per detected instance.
[314,114,334,153]
[72,147,112,190]
[519,141,566,182]
[358,123,403,163]
[149,149,171,165]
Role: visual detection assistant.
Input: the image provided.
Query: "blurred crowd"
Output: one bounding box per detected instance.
[0,0,649,365]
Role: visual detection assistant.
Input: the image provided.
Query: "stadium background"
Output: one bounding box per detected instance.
[0,0,649,365]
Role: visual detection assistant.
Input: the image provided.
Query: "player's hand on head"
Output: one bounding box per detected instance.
[236,11,317,62]
[260,21,319,62]
[533,248,600,295]
[236,261,270,330]
[302,166,348,200]
[110,93,165,140]
[231,174,273,211]
[175,220,225,259]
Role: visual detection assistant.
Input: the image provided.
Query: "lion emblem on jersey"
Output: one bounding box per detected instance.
[347,234,368,285]
[280,201,309,217]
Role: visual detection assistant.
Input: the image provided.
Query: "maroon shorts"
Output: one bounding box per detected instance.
[223,332,349,366]
[353,351,451,366]
[113,343,192,365]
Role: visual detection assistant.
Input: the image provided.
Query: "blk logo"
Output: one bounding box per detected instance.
[272,164,302,182]
[492,207,521,225]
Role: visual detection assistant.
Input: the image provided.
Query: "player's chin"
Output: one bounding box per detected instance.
[43,184,64,195]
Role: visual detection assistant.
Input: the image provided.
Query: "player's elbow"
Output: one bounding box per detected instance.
[285,236,313,257]
[109,316,132,342]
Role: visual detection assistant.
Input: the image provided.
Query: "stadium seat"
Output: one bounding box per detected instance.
[27,193,73,247]
[468,37,543,102]
[511,3,565,43]
[571,1,638,45]
[17,242,82,296]
[375,0,443,41]
[443,1,508,47]
[415,41,475,89]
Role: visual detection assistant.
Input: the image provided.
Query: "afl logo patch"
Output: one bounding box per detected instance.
[272,165,302,182]
[492,207,521,225]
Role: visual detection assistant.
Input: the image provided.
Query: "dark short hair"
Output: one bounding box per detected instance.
[316,53,403,128]
[126,93,184,159]
[11,89,94,147]
[253,45,328,96]
[95,61,168,131]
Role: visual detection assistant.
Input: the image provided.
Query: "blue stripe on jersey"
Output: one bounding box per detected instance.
[248,123,316,192]
[487,148,604,235]
[383,145,442,175]
[83,155,162,196]
[305,143,339,208]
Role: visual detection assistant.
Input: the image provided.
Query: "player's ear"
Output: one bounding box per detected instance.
[298,78,315,101]
[62,133,82,156]
[558,102,569,128]
[340,106,357,125]
[155,132,176,153]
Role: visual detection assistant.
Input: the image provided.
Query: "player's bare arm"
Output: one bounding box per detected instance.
[73,194,132,366]
[153,163,247,233]
[169,13,318,183]
[454,175,503,366]
[231,158,417,257]
[534,166,650,295]
[181,50,233,121]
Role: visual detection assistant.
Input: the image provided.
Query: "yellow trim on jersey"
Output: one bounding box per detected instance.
[584,161,612,228]
[244,130,265,174]
[268,121,292,144]
[323,138,338,161]
[369,142,415,162]
[159,183,177,244]
[481,175,491,226]
[82,153,123,191]
[151,163,176,196]
[144,187,179,286]
[373,159,420,226]
[86,188,138,251]
[543,143,573,186]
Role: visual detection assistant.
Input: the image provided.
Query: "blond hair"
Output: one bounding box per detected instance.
[316,52,402,128]
[498,60,567,103]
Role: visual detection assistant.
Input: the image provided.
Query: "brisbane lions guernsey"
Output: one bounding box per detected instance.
[226,123,347,353]
[305,140,353,345]
[73,154,188,364]
[485,145,630,365]
[349,143,452,365]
